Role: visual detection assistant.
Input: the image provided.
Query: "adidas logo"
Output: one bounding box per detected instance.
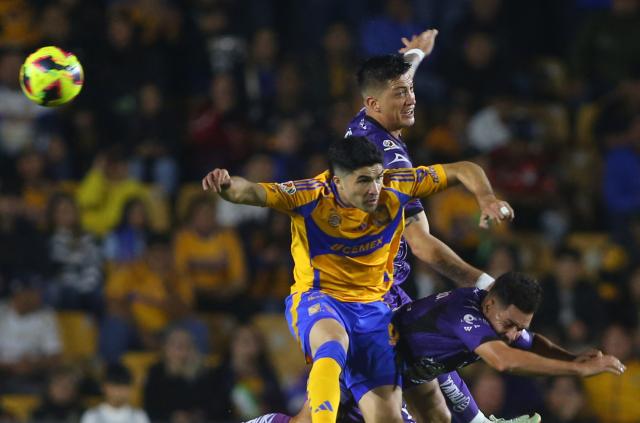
[314,400,334,413]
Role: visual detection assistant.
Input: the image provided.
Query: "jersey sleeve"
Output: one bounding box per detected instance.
[450,309,500,352]
[385,165,448,205]
[258,175,326,216]
[512,329,535,350]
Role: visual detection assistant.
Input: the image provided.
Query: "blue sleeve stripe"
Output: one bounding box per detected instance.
[384,187,412,205]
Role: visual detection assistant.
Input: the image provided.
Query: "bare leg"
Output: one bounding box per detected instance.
[358,384,404,423]
[404,379,451,423]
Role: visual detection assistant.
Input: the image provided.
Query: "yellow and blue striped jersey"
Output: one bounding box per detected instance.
[259,165,448,302]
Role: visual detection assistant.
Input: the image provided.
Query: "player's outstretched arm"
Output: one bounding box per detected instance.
[202,168,266,206]
[475,340,626,377]
[441,161,515,228]
[404,211,485,287]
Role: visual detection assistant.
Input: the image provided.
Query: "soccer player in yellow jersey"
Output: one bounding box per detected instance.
[202,136,512,423]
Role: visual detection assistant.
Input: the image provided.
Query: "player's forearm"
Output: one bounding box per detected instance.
[482,346,582,376]
[219,176,266,206]
[530,333,577,361]
[443,161,495,201]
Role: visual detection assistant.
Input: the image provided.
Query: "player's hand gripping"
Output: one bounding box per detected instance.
[578,354,626,377]
[574,348,603,363]
[477,194,515,229]
[398,29,439,56]
[202,168,232,193]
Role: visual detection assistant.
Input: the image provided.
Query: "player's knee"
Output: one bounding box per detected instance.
[309,318,349,354]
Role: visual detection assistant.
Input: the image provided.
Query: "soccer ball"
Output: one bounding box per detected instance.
[19,46,84,107]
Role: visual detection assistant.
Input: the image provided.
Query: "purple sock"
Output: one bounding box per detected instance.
[437,371,481,423]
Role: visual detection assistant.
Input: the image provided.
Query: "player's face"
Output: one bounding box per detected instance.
[485,300,533,344]
[335,164,385,213]
[378,73,416,130]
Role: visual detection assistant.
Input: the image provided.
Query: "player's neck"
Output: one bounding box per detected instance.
[365,109,403,138]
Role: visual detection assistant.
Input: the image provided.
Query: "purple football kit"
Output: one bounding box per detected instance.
[394,288,534,384]
[341,110,521,423]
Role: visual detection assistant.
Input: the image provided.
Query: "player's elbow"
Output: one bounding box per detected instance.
[482,353,514,373]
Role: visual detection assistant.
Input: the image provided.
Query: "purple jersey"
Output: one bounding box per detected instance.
[345,108,424,285]
[394,288,534,384]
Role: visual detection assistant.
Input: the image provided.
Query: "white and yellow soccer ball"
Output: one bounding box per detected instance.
[19,46,84,107]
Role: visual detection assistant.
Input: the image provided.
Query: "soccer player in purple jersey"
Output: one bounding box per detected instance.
[394,272,626,422]
[344,31,521,423]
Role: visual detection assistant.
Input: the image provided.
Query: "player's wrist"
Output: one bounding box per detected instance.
[475,273,495,290]
[403,48,426,63]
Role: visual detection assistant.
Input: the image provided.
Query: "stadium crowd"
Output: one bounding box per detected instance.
[0,0,639,422]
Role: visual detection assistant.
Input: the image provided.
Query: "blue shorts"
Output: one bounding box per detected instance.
[285,290,400,402]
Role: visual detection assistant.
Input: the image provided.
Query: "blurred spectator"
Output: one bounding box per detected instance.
[267,119,305,181]
[470,366,507,417]
[307,22,358,107]
[210,324,286,421]
[602,115,640,256]
[103,197,150,266]
[535,247,605,346]
[583,324,640,423]
[128,83,179,195]
[80,363,150,423]
[572,0,640,95]
[0,195,49,290]
[542,377,598,423]
[187,73,250,177]
[243,28,279,123]
[76,147,151,237]
[100,233,206,363]
[32,365,85,423]
[0,0,38,48]
[143,327,217,423]
[359,0,422,56]
[174,195,247,314]
[45,192,104,316]
[10,149,55,226]
[0,273,61,393]
[484,244,520,277]
[0,49,51,163]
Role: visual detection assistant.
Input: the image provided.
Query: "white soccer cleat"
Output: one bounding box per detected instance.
[488,413,542,423]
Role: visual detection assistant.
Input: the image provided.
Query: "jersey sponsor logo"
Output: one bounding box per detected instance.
[388,153,411,166]
[277,181,296,195]
[436,291,451,301]
[439,375,471,412]
[464,326,472,332]
[382,139,401,151]
[463,314,475,324]
[308,304,321,316]
[330,237,383,255]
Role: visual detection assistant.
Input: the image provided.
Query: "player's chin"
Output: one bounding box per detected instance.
[399,115,415,127]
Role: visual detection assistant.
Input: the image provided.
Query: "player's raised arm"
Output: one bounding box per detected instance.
[440,161,515,228]
[475,340,625,377]
[399,29,438,80]
[202,168,266,206]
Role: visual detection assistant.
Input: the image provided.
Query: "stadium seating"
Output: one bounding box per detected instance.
[56,311,98,362]
[121,351,159,407]
[0,394,40,422]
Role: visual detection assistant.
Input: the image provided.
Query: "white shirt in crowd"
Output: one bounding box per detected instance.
[80,404,150,423]
[0,302,62,363]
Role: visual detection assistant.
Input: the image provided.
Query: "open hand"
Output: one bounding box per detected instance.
[399,29,438,56]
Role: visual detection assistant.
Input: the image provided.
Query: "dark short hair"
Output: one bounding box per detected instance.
[356,54,411,95]
[328,136,383,175]
[490,272,542,314]
[104,363,132,385]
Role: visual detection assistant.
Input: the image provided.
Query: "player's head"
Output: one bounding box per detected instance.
[357,54,415,131]
[482,272,543,344]
[328,136,384,213]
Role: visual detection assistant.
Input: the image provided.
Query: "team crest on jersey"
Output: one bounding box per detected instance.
[308,304,321,316]
[382,139,400,151]
[359,118,367,129]
[328,211,341,228]
[277,181,296,195]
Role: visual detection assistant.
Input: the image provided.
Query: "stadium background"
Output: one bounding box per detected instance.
[0,0,638,422]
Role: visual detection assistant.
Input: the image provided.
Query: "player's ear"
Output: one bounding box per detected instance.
[332,174,342,189]
[365,96,379,112]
